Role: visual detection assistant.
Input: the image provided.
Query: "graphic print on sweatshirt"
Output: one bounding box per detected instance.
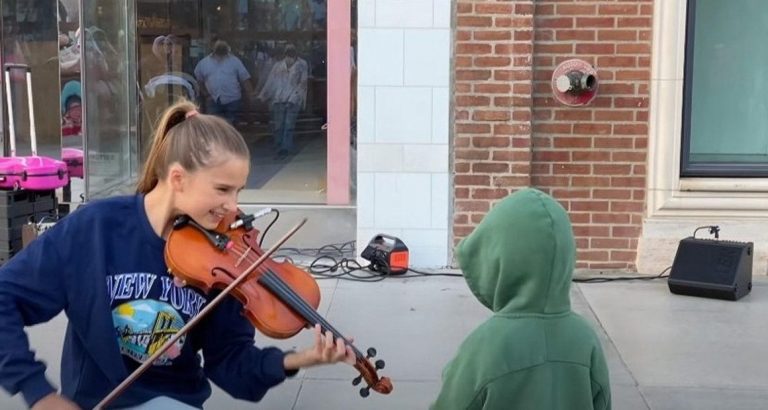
[107,272,208,365]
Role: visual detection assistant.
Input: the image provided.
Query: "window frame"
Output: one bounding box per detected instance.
[680,0,768,177]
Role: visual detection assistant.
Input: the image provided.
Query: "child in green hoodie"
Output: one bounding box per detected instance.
[431,188,611,410]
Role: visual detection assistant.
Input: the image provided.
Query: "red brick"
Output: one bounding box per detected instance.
[473,111,511,121]
[553,137,592,148]
[556,4,597,15]
[592,238,630,249]
[618,17,652,28]
[557,30,596,41]
[610,251,636,262]
[598,4,639,15]
[473,188,510,200]
[552,189,591,199]
[456,43,492,55]
[474,31,512,41]
[455,175,491,186]
[576,17,615,28]
[597,30,638,41]
[574,225,610,236]
[573,123,612,135]
[455,200,491,212]
[572,151,610,162]
[472,136,510,148]
[554,111,593,121]
[474,83,511,94]
[572,176,611,187]
[456,95,491,107]
[534,150,571,162]
[473,163,510,173]
[475,56,511,67]
[614,124,648,135]
[613,226,642,237]
[577,251,609,262]
[456,123,491,134]
[575,43,616,54]
[537,17,574,29]
[594,164,632,175]
[456,69,492,81]
[457,16,493,28]
[592,213,631,224]
[515,3,534,15]
[492,176,531,187]
[475,3,514,14]
[455,149,490,161]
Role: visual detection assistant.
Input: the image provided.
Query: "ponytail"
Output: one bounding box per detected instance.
[136,100,249,194]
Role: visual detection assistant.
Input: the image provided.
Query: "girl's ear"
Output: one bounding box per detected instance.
[168,163,186,192]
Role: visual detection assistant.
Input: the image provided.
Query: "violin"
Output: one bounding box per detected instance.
[164,212,392,396]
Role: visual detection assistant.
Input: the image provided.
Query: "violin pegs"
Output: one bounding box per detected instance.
[366,347,377,359]
[359,387,370,398]
[375,359,385,370]
[352,375,362,386]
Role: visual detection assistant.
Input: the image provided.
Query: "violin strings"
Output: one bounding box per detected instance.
[235,245,253,268]
[226,241,367,359]
[260,270,365,359]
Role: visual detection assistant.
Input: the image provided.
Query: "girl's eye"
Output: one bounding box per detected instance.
[217,187,229,193]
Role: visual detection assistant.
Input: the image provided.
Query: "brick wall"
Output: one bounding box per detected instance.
[453,0,535,236]
[453,0,653,270]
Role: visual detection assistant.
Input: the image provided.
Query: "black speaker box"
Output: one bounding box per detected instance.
[668,237,753,301]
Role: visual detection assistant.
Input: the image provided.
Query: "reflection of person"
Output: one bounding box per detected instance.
[0,101,355,410]
[258,45,308,158]
[431,188,612,410]
[60,80,82,140]
[194,40,254,125]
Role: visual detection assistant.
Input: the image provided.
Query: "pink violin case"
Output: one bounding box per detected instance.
[62,148,83,179]
[1,64,69,190]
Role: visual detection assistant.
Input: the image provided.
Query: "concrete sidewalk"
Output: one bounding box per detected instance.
[2,273,767,409]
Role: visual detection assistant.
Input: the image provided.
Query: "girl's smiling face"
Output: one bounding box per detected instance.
[172,154,249,230]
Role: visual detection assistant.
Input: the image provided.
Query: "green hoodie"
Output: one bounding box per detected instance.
[431,188,611,410]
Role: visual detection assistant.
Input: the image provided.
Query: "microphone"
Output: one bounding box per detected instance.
[229,208,274,230]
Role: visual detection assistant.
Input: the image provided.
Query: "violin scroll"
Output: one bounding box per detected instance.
[353,346,393,397]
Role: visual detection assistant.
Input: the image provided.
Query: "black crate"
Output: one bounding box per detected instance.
[0,214,32,229]
[0,225,24,242]
[0,238,23,253]
[0,190,32,206]
[0,249,17,264]
[0,202,33,219]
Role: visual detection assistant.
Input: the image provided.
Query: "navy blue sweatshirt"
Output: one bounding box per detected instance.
[0,195,293,409]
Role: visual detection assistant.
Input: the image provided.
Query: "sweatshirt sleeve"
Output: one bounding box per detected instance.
[200,293,294,402]
[591,345,612,410]
[0,225,68,407]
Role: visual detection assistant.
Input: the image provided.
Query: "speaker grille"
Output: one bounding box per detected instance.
[672,241,742,285]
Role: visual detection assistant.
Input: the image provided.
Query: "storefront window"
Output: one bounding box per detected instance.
[682,0,768,176]
[136,0,343,204]
[81,1,138,199]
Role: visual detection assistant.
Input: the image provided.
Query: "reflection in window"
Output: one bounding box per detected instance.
[137,0,340,204]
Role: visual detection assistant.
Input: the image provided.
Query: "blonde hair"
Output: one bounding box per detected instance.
[136,100,250,194]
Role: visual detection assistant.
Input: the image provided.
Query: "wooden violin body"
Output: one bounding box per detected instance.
[165,213,319,339]
[164,212,393,396]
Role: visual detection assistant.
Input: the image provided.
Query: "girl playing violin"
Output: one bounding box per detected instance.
[0,100,355,410]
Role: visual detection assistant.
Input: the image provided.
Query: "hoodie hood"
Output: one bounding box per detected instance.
[456,188,575,315]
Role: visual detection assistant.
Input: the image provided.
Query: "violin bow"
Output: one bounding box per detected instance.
[94,218,307,409]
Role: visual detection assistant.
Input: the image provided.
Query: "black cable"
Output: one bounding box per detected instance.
[572,265,671,283]
[692,225,720,240]
[258,209,280,247]
[402,267,463,277]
